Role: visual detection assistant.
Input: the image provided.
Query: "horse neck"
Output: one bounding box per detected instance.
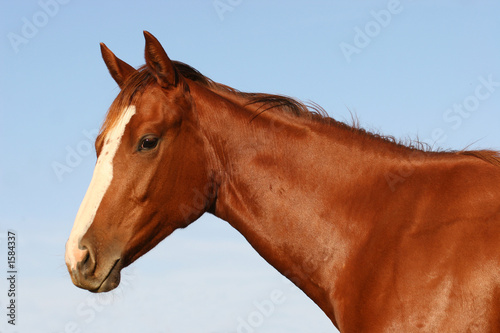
[192,82,409,320]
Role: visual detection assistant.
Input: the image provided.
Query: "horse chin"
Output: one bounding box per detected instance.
[91,259,122,293]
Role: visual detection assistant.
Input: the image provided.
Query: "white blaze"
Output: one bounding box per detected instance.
[65,106,136,269]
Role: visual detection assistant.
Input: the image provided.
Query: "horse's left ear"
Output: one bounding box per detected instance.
[143,31,178,88]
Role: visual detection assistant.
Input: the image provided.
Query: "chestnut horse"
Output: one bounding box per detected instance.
[65,31,500,332]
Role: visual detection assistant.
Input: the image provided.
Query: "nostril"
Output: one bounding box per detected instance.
[76,246,96,277]
[81,248,90,265]
[79,247,90,266]
[71,245,88,263]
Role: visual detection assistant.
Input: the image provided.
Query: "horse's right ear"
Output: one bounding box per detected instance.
[100,43,136,88]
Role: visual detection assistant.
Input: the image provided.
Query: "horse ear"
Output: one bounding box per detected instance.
[143,31,178,88]
[100,43,136,88]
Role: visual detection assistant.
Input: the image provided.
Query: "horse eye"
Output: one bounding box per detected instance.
[138,136,159,151]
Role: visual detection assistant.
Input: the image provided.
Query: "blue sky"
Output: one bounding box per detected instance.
[0,1,499,332]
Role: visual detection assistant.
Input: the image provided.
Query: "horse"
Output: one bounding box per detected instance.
[65,31,500,332]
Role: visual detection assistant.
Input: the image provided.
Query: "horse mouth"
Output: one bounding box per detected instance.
[91,259,122,293]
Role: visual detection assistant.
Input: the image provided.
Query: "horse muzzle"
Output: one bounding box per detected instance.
[65,241,122,293]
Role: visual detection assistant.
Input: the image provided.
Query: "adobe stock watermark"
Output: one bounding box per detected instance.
[213,0,243,21]
[385,74,500,192]
[234,240,323,333]
[339,0,403,63]
[52,128,98,183]
[236,289,286,333]
[57,268,135,333]
[7,0,72,54]
[441,75,500,132]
